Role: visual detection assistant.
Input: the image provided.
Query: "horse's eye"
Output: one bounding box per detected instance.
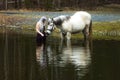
[48,22,49,25]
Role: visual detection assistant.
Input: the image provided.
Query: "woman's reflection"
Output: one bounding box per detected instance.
[36,42,44,62]
[36,39,48,67]
[36,41,49,80]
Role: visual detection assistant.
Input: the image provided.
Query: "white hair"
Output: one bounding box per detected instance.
[39,16,47,22]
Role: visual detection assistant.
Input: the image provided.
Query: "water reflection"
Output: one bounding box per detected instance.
[60,40,91,68]
[36,39,92,80]
[0,30,36,80]
[58,39,91,79]
[1,30,120,80]
[36,43,44,62]
[36,41,49,80]
[36,41,48,66]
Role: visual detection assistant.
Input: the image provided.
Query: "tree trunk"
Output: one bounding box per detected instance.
[5,0,7,10]
[18,0,22,9]
[15,0,18,9]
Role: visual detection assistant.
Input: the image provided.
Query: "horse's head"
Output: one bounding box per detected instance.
[45,15,70,36]
[45,18,55,36]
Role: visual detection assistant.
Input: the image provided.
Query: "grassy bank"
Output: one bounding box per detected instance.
[93,21,120,40]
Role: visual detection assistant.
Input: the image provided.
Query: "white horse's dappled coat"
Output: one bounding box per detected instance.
[46,11,92,40]
[62,11,91,33]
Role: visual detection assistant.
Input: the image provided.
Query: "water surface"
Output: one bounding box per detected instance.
[0,30,120,80]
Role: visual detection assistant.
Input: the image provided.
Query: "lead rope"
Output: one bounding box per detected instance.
[43,26,46,36]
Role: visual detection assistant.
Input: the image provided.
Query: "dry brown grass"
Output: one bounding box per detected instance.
[0,14,26,26]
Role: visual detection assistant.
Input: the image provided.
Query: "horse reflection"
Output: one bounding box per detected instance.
[35,39,92,80]
[59,39,91,69]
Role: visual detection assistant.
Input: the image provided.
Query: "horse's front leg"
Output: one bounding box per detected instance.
[60,32,66,39]
[66,32,71,40]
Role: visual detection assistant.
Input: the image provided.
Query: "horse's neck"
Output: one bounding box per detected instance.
[56,25,62,30]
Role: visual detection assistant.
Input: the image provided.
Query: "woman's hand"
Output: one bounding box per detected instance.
[40,33,44,36]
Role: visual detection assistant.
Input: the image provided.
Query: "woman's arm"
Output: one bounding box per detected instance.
[36,22,44,36]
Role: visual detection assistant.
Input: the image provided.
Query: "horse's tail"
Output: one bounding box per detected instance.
[89,20,92,37]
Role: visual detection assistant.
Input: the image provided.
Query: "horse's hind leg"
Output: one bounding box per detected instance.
[89,20,92,38]
[82,25,89,40]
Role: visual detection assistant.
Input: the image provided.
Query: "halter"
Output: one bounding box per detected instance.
[47,23,55,32]
[45,21,55,36]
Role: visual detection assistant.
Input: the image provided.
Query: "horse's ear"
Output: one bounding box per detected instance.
[48,18,53,24]
[52,18,56,24]
[52,18,54,21]
[52,18,55,23]
[48,18,51,24]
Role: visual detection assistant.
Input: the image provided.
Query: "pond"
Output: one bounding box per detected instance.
[19,11,120,22]
[0,11,120,25]
[0,30,120,80]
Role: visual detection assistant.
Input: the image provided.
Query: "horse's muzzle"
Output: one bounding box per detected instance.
[45,31,50,36]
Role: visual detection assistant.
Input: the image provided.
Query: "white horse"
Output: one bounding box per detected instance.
[46,11,92,40]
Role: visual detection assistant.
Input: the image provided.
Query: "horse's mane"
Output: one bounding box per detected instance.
[53,15,70,26]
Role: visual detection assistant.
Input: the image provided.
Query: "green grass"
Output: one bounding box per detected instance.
[93,21,120,31]
[92,21,120,39]
[92,21,120,40]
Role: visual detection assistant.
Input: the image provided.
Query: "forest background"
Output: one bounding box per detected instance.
[0,0,120,11]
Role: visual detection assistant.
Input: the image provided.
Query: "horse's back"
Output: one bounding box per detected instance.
[68,11,91,29]
[74,11,91,18]
[63,11,91,32]
[73,11,91,24]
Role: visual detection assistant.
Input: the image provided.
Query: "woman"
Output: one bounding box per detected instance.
[36,16,47,45]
